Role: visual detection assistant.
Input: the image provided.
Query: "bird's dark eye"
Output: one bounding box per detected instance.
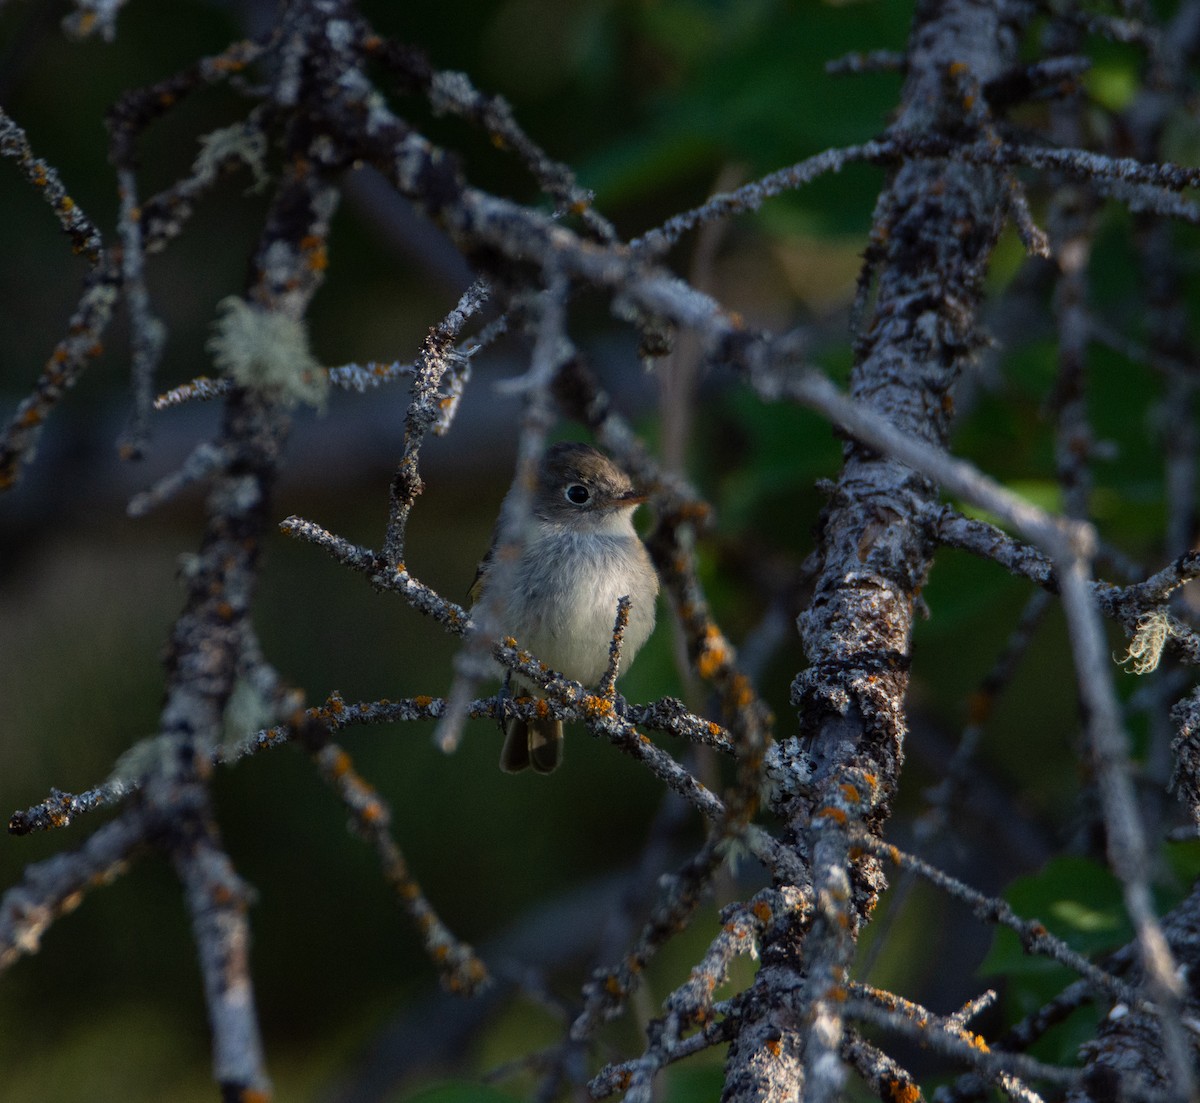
[565,484,590,505]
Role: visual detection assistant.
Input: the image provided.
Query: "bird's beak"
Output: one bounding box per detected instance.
[617,490,649,506]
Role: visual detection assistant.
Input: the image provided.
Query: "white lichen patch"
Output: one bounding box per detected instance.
[207,296,328,410]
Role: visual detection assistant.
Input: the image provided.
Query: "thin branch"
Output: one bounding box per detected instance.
[384,279,490,567]
[298,714,489,995]
[0,811,146,970]
[433,271,567,756]
[857,832,1139,1004]
[0,105,105,264]
[845,987,1079,1099]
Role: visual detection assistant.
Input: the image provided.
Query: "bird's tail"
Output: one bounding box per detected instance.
[499,716,563,773]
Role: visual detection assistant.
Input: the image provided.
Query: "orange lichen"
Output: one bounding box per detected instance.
[211,882,236,906]
[604,973,623,996]
[814,806,847,825]
[466,959,488,983]
[697,640,728,680]
[729,674,756,709]
[360,800,385,824]
[584,696,614,718]
[413,695,433,708]
[966,690,991,725]
[839,783,860,804]
[766,1037,783,1058]
[535,698,551,718]
[752,900,772,923]
[329,750,351,778]
[884,1077,921,1103]
[676,500,711,523]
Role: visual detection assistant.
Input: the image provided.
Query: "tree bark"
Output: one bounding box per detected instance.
[723,3,1025,1099]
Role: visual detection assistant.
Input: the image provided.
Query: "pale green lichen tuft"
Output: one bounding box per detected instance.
[222,677,276,750]
[207,296,328,410]
[194,122,269,193]
[1114,609,1184,675]
[109,734,178,785]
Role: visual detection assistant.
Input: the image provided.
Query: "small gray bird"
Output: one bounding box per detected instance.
[470,442,659,773]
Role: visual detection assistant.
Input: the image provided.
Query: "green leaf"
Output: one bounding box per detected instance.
[1086,60,1139,112]
[956,479,1063,527]
[980,857,1131,1017]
